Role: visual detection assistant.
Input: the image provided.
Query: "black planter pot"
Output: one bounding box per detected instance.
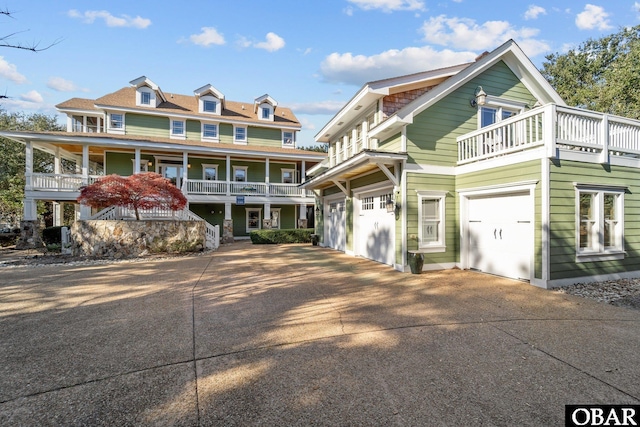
[408,252,424,274]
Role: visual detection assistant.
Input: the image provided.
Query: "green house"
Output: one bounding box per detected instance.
[302,40,640,288]
[1,77,325,247]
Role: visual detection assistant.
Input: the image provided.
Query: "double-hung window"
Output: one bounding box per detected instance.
[202,123,218,141]
[171,120,185,139]
[234,126,247,144]
[202,164,218,181]
[416,190,447,252]
[203,100,217,113]
[233,166,248,182]
[109,113,124,133]
[141,91,151,106]
[576,185,625,261]
[282,131,294,147]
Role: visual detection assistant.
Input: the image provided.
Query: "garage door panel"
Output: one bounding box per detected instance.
[357,190,395,266]
[326,199,346,252]
[467,192,532,281]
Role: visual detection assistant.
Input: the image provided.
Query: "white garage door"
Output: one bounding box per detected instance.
[357,191,396,265]
[467,192,532,281]
[325,199,346,252]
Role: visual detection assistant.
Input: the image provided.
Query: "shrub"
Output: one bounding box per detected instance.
[249,229,313,244]
[42,226,64,245]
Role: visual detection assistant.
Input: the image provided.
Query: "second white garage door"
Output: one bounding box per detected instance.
[467,192,533,281]
[356,190,396,266]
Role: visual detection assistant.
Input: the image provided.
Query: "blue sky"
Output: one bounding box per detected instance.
[1,1,639,145]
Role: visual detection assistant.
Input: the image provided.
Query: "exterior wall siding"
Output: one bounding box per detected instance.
[456,160,542,278]
[125,113,169,138]
[191,203,297,238]
[549,160,640,280]
[378,132,402,152]
[405,173,457,266]
[248,127,282,148]
[407,61,534,167]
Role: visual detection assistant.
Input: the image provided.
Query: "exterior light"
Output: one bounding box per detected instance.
[470,86,487,108]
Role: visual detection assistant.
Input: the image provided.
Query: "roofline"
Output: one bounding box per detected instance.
[315,62,471,142]
[0,131,325,161]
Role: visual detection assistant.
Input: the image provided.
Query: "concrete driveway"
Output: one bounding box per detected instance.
[1,242,639,426]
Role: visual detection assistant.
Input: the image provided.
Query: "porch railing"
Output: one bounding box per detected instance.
[457,104,640,164]
[30,174,103,190]
[185,180,314,197]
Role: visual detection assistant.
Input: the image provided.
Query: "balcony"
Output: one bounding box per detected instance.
[457,104,640,165]
[28,175,314,199]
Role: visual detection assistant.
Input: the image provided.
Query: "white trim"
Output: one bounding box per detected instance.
[202,163,219,180]
[402,262,458,273]
[107,112,125,135]
[281,168,296,184]
[245,207,262,233]
[541,157,550,283]
[233,165,248,182]
[457,180,538,196]
[416,190,447,251]
[170,119,186,140]
[282,130,295,148]
[234,125,247,144]
[574,184,625,258]
[201,122,219,142]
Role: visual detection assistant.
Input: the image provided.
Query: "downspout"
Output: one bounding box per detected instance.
[400,125,408,272]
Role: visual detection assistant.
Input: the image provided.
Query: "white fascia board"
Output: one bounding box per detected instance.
[315,86,382,142]
[194,84,225,100]
[92,104,301,131]
[129,76,167,103]
[56,107,101,115]
[368,115,412,140]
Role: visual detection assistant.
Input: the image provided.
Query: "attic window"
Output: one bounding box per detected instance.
[199,95,221,115]
[141,92,151,105]
[258,103,273,121]
[136,87,156,108]
[203,100,217,113]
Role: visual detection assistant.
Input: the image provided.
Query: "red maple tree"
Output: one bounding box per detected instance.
[77,172,187,220]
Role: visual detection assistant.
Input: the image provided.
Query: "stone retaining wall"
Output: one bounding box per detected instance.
[71,220,205,258]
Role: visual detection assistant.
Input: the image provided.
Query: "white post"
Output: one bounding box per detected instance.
[599,114,609,164]
[53,202,62,226]
[226,155,231,196]
[82,145,89,185]
[134,148,141,174]
[25,140,33,191]
[23,198,37,221]
[182,151,189,190]
[265,157,270,196]
[300,203,307,220]
[544,104,557,159]
[224,202,232,220]
[301,161,306,184]
[54,147,61,175]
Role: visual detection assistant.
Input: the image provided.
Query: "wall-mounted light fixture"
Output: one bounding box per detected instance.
[469,86,487,108]
[385,196,401,214]
[315,205,321,215]
[147,161,153,167]
[187,163,191,169]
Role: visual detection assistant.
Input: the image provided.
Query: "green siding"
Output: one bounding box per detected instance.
[191,203,297,238]
[378,132,402,152]
[186,120,201,141]
[219,123,233,144]
[407,61,534,167]
[230,160,266,182]
[269,161,297,183]
[248,127,282,148]
[105,151,154,176]
[456,160,543,278]
[549,160,640,280]
[126,113,168,138]
[405,173,457,266]
[187,157,227,180]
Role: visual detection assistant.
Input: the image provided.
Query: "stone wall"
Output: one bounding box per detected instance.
[71,220,205,258]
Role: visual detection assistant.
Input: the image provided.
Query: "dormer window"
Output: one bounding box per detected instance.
[194,84,225,115]
[254,94,277,122]
[203,100,217,113]
[141,91,151,105]
[262,107,270,119]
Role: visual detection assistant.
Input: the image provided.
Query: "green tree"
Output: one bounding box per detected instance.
[0,110,63,224]
[541,25,640,119]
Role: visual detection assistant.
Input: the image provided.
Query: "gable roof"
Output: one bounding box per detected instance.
[317,40,565,143]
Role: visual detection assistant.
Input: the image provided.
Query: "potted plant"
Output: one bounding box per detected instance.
[407,234,424,274]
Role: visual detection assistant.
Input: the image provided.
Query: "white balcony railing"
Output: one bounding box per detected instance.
[30,174,103,191]
[457,104,640,164]
[186,180,313,198]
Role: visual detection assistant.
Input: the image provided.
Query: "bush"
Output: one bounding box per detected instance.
[249,229,314,244]
[42,226,64,245]
[0,233,18,247]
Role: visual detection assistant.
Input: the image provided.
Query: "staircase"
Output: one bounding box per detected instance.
[89,206,220,249]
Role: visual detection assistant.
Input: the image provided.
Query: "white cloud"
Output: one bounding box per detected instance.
[420,15,550,57]
[524,5,546,20]
[254,32,285,52]
[289,100,348,115]
[575,4,612,30]
[320,45,477,85]
[189,27,226,47]
[347,0,426,12]
[47,76,88,92]
[68,9,151,29]
[0,56,27,84]
[20,90,43,103]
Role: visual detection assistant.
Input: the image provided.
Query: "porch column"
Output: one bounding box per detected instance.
[23,198,37,221]
[265,157,270,196]
[53,202,62,227]
[222,202,234,243]
[182,151,189,191]
[25,140,33,191]
[134,148,141,173]
[79,204,92,220]
[226,155,231,196]
[297,203,308,229]
[263,202,272,229]
[54,147,61,175]
[82,145,89,185]
[301,161,306,184]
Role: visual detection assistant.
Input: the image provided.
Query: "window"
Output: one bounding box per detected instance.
[380,193,393,210]
[202,123,218,140]
[576,186,624,260]
[234,126,247,143]
[262,107,270,119]
[203,100,217,113]
[110,113,124,131]
[233,166,248,182]
[171,120,185,138]
[281,169,295,184]
[282,131,294,146]
[417,191,447,251]
[362,196,374,210]
[480,106,518,127]
[141,91,151,105]
[202,164,218,180]
[246,208,261,232]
